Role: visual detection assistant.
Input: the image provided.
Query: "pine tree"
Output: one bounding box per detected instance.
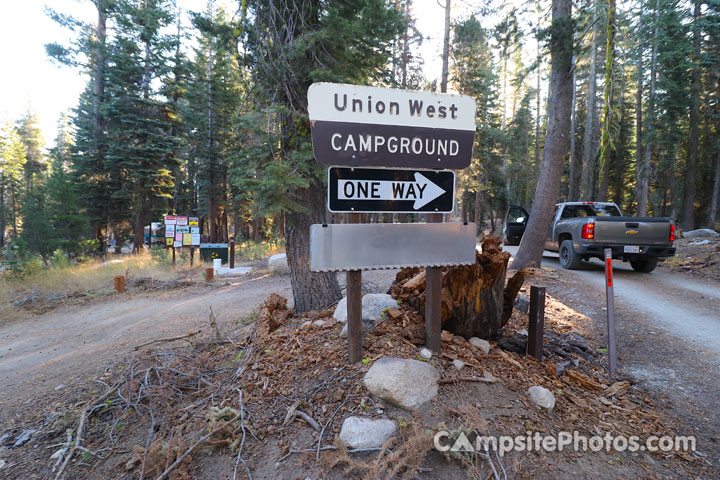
[46,115,89,255]
[103,0,179,250]
[236,0,403,313]
[184,1,242,242]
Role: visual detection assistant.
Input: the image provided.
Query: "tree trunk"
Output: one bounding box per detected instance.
[389,237,524,340]
[535,6,542,172]
[598,0,616,203]
[708,144,720,229]
[581,1,598,201]
[286,178,342,313]
[680,0,701,231]
[0,172,5,247]
[568,60,579,201]
[512,0,573,269]
[440,0,451,93]
[635,34,643,216]
[638,0,660,217]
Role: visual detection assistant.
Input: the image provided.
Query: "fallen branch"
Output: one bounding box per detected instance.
[155,412,242,480]
[295,410,321,432]
[54,383,120,480]
[134,330,200,351]
[438,376,495,384]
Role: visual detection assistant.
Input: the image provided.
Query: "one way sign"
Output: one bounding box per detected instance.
[327,167,455,213]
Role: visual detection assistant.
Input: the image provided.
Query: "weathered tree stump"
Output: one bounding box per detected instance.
[388,236,524,339]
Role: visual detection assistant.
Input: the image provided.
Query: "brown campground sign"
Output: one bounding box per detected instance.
[308,83,476,169]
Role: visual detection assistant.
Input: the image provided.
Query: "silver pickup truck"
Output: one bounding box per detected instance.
[504,202,676,272]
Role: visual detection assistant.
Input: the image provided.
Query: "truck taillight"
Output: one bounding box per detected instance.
[582,221,595,240]
[669,224,675,242]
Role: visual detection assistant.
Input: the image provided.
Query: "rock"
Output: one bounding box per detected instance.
[312,320,325,328]
[528,386,555,409]
[452,359,465,370]
[689,239,710,246]
[334,293,399,332]
[13,429,36,447]
[333,297,349,323]
[54,384,65,391]
[683,228,719,238]
[498,336,526,355]
[514,294,530,314]
[419,348,433,360]
[340,320,374,338]
[0,459,5,470]
[216,266,252,277]
[268,253,289,274]
[338,416,396,449]
[363,358,440,410]
[469,337,490,354]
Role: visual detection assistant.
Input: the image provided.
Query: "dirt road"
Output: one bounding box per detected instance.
[0,273,292,405]
[503,245,720,465]
[503,245,720,353]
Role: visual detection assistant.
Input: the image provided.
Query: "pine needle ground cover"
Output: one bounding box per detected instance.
[2,286,710,479]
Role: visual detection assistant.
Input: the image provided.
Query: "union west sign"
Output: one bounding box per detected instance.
[308,83,477,169]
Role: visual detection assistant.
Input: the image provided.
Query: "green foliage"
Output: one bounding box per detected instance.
[2,238,43,278]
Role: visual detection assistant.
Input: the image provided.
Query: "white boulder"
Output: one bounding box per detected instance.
[469,337,491,354]
[363,358,440,411]
[528,386,556,409]
[333,293,398,324]
[268,253,289,274]
[683,228,719,238]
[338,416,396,449]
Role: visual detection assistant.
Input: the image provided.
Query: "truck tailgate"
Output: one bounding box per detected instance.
[593,217,672,245]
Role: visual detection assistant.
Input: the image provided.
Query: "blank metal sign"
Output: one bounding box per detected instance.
[310,222,477,271]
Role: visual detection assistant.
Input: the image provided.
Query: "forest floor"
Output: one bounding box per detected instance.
[0,244,717,479]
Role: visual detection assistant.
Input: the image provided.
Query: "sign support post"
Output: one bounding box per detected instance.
[346,214,363,363]
[604,248,617,374]
[425,213,443,352]
[527,286,546,359]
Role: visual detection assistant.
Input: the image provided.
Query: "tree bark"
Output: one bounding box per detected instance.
[635,29,643,215]
[511,0,573,269]
[680,0,701,231]
[598,0,616,203]
[708,145,720,229]
[568,59,579,201]
[286,178,342,314]
[440,0,451,93]
[0,171,5,247]
[535,5,542,172]
[581,1,598,201]
[637,0,660,217]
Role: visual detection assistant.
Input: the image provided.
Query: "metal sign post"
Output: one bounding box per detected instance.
[604,248,617,374]
[346,214,363,364]
[425,213,443,352]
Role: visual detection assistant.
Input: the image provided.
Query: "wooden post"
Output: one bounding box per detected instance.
[604,248,617,373]
[347,213,363,363]
[190,247,194,266]
[114,275,125,293]
[425,212,443,353]
[229,237,235,269]
[172,246,176,267]
[527,286,546,359]
[205,267,214,282]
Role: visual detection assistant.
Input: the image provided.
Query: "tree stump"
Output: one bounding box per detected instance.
[388,235,524,340]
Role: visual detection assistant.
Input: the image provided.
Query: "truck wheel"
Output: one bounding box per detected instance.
[559,240,582,270]
[630,258,657,273]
